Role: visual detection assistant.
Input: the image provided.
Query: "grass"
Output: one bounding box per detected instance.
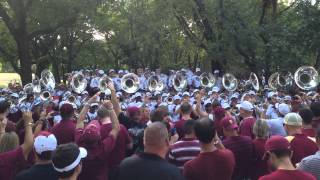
[0,73,21,88]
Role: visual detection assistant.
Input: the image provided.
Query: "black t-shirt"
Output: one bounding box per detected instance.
[15,163,58,180]
[118,153,185,180]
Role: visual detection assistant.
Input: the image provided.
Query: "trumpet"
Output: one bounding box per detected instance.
[40,91,51,101]
[166,96,173,105]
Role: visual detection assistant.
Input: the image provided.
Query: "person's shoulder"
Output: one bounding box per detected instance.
[298,170,317,180]
[120,154,141,167]
[15,167,34,180]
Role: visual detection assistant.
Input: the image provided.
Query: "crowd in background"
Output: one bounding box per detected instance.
[0,67,320,180]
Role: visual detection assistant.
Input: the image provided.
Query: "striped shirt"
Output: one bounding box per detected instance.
[168,138,201,169]
[298,151,320,180]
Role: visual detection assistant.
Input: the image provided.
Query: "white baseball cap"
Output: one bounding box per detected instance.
[196,68,201,72]
[278,103,291,116]
[98,70,104,75]
[284,96,292,101]
[214,70,220,74]
[268,92,277,98]
[212,87,220,93]
[173,95,181,101]
[34,131,57,154]
[182,92,190,97]
[239,101,254,111]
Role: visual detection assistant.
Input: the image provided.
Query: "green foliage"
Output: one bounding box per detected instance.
[0,0,320,81]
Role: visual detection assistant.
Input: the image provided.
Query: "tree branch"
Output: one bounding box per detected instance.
[28,17,77,40]
[0,3,16,34]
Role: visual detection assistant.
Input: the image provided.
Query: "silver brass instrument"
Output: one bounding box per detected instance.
[70,73,88,94]
[268,72,279,90]
[222,73,238,92]
[200,72,216,88]
[147,75,164,92]
[40,69,55,91]
[294,66,319,90]
[40,91,51,101]
[277,71,293,90]
[23,83,34,94]
[99,75,113,95]
[166,96,173,105]
[121,73,140,94]
[172,71,187,92]
[248,73,260,91]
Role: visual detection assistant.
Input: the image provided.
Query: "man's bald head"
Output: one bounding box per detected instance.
[144,122,169,148]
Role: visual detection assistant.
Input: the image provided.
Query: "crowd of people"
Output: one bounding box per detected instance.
[0,67,320,180]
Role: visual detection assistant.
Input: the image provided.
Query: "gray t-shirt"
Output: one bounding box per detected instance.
[298,151,320,180]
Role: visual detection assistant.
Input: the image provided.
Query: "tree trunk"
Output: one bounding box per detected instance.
[17,37,32,85]
[52,59,61,83]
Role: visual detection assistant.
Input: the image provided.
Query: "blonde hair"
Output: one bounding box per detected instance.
[0,132,19,153]
[253,119,269,138]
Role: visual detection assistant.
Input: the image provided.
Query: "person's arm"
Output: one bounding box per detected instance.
[103,100,120,140]
[77,92,100,129]
[195,92,208,117]
[0,115,7,142]
[21,112,34,160]
[214,132,225,149]
[109,83,121,117]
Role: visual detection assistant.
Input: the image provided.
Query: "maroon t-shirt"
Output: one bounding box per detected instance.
[286,134,318,166]
[174,119,188,139]
[75,128,116,180]
[96,121,132,169]
[252,138,270,180]
[301,128,316,138]
[50,119,76,145]
[259,169,316,180]
[183,149,235,180]
[223,135,255,180]
[240,117,256,139]
[0,146,27,180]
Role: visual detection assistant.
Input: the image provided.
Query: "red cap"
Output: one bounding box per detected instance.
[221,116,238,130]
[81,122,101,144]
[127,106,140,117]
[265,135,290,152]
[214,107,226,120]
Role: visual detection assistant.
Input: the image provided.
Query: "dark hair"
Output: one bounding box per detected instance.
[183,120,196,135]
[52,143,80,179]
[60,104,74,120]
[310,102,320,117]
[36,150,52,161]
[180,103,192,115]
[151,108,169,123]
[269,149,292,159]
[194,117,216,144]
[299,108,314,125]
[0,100,10,113]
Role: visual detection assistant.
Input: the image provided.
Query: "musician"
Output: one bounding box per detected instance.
[89,70,104,89]
[192,68,201,89]
[265,92,279,119]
